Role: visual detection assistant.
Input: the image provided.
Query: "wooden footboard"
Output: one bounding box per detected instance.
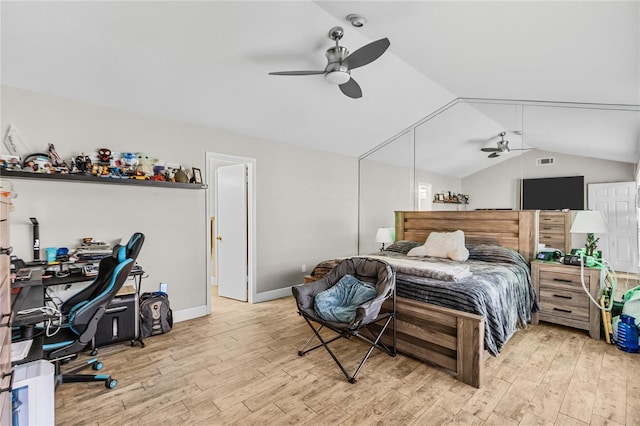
[379,297,485,388]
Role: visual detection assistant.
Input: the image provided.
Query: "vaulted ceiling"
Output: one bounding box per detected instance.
[1,1,638,177]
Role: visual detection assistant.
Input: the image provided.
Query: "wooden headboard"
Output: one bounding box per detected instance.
[395,210,538,261]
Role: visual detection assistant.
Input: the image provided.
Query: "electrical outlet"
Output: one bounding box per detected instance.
[301,264,306,273]
[159,283,168,293]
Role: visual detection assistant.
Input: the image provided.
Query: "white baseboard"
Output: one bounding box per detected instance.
[252,286,294,303]
[174,286,295,321]
[172,304,208,323]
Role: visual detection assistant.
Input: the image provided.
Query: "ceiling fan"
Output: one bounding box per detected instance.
[268,26,390,99]
[481,132,529,158]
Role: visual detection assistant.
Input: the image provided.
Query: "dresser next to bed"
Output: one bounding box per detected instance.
[531,261,601,339]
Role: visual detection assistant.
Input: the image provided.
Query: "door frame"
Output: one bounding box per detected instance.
[205,152,257,309]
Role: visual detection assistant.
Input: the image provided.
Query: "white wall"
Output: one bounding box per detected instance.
[1,86,358,319]
[463,149,636,210]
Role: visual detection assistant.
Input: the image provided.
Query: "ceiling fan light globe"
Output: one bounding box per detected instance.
[325,70,351,85]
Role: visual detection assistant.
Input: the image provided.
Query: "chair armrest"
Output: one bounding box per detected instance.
[291,278,332,311]
[354,296,388,327]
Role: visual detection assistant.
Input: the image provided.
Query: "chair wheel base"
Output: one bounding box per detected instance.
[298,351,304,356]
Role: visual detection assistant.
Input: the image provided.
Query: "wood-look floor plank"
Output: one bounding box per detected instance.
[51,288,640,425]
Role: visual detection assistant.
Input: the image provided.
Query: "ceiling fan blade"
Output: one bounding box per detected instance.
[268,70,325,76]
[342,38,390,70]
[481,147,500,152]
[339,78,362,98]
[488,152,500,158]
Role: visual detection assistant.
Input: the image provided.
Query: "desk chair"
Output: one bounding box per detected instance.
[126,232,145,262]
[291,257,396,383]
[43,245,134,389]
[60,232,144,315]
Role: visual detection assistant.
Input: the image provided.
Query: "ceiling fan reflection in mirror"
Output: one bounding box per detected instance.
[268,26,390,99]
[480,132,530,158]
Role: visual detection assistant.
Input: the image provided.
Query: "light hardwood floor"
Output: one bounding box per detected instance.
[55,288,640,425]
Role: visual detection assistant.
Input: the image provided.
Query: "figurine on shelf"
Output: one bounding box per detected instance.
[135,152,155,177]
[48,143,69,172]
[121,152,138,175]
[97,148,112,165]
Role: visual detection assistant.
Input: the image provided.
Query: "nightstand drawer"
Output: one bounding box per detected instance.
[539,215,566,226]
[539,269,588,289]
[539,287,589,322]
[538,234,566,249]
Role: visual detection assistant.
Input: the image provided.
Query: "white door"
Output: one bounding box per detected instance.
[588,182,638,273]
[216,163,248,301]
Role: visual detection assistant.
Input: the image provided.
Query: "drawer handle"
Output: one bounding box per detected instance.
[553,278,573,283]
[0,315,10,328]
[0,370,13,394]
[553,307,572,314]
[0,246,12,255]
[542,227,553,230]
[553,294,572,299]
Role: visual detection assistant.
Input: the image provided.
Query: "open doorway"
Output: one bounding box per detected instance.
[205,153,256,310]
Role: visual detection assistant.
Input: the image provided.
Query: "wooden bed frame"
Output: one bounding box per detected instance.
[380,210,538,388]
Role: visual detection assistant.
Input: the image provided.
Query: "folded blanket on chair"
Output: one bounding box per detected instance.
[314,274,377,323]
[367,255,472,282]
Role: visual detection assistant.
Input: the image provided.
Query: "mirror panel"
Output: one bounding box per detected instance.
[359,130,414,254]
[358,99,639,273]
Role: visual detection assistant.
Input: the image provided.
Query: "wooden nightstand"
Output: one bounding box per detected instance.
[531,261,601,339]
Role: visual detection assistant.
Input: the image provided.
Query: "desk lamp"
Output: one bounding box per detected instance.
[375,227,393,251]
[29,217,41,262]
[570,210,609,257]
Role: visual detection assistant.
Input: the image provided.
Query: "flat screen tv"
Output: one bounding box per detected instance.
[521,176,584,210]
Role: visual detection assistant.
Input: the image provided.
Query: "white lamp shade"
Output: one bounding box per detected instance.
[375,227,393,244]
[570,210,609,234]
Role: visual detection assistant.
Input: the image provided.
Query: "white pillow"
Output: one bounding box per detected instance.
[407,230,469,261]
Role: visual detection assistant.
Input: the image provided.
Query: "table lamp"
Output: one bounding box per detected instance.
[375,227,393,251]
[569,210,609,257]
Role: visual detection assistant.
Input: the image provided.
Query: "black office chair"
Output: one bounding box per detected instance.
[291,257,396,383]
[60,232,144,314]
[125,232,145,262]
[43,245,134,389]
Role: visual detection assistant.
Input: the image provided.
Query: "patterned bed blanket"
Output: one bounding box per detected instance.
[311,244,538,356]
[380,245,537,356]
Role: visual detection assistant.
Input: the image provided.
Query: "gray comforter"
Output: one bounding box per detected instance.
[376,244,538,356]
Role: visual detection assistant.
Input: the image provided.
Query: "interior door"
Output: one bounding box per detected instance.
[216,163,248,301]
[588,181,638,273]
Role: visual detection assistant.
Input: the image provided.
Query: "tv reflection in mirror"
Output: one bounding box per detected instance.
[521,176,584,210]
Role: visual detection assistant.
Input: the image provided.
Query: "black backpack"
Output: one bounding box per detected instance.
[140,292,173,337]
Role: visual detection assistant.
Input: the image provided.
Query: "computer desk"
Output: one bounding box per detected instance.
[42,266,145,290]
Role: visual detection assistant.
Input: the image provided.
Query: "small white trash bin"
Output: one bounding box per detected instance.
[11,360,55,426]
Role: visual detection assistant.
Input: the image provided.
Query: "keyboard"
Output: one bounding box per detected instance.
[11,339,33,362]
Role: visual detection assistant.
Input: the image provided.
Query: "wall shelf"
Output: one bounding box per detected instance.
[0,170,206,189]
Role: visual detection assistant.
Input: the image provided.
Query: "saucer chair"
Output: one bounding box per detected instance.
[291,257,396,383]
